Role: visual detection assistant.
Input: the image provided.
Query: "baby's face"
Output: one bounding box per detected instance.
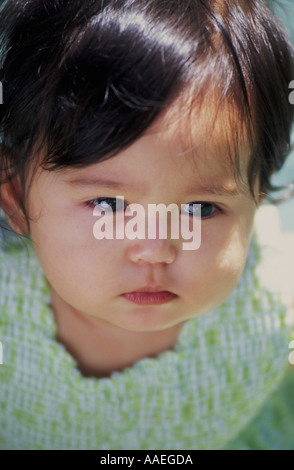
[26,106,258,333]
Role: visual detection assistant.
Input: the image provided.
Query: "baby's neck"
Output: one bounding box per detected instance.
[49,288,183,378]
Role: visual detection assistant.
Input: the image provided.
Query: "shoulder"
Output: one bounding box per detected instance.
[0,224,52,329]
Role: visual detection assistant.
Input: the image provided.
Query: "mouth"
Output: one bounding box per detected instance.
[121,287,178,306]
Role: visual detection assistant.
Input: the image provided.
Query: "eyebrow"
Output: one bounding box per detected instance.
[66,177,241,197]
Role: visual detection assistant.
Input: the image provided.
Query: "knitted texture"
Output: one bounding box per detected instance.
[0,216,293,449]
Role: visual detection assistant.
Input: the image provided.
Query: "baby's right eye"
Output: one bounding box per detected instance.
[87,197,126,212]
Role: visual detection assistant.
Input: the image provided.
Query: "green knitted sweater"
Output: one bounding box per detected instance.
[0,209,293,450]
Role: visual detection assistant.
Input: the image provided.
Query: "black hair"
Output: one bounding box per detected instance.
[0,0,293,226]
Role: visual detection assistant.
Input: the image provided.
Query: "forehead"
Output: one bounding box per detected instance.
[59,93,252,201]
[145,92,251,182]
[32,89,253,200]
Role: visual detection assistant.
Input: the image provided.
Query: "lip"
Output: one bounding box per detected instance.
[121,287,177,305]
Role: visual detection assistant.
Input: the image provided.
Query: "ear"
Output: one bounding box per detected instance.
[1,176,28,234]
[258,192,267,205]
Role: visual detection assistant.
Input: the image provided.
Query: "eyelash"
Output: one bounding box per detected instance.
[183,202,221,219]
[86,198,222,219]
[87,197,127,212]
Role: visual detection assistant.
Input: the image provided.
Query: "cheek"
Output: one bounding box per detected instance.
[30,209,123,292]
[176,222,251,303]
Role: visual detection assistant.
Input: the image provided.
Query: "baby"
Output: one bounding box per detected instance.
[0,0,293,450]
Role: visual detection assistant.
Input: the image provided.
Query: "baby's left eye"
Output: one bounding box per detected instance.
[182,202,220,218]
[87,197,126,212]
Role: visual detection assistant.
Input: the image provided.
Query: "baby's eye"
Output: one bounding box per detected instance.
[182,202,220,218]
[88,197,126,212]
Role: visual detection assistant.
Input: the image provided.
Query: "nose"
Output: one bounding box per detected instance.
[127,238,176,265]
